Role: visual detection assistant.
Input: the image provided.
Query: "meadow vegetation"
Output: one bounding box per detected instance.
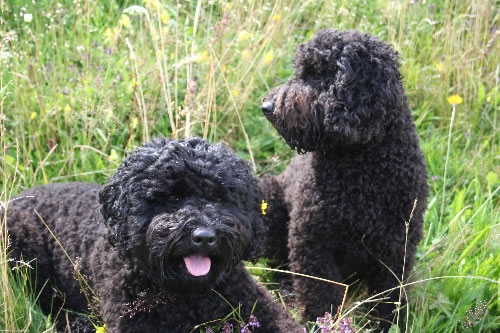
[1,0,498,332]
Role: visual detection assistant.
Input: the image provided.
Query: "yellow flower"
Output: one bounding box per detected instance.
[241,50,251,59]
[260,200,268,215]
[447,94,463,105]
[196,51,208,63]
[434,62,445,72]
[263,52,274,65]
[144,0,159,10]
[271,13,281,22]
[231,89,239,97]
[30,111,37,120]
[130,117,139,129]
[64,104,72,115]
[104,27,117,42]
[238,31,253,41]
[95,325,106,333]
[109,149,120,164]
[120,14,131,29]
[160,10,169,24]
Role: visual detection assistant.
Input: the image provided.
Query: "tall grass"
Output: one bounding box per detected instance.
[1,0,499,332]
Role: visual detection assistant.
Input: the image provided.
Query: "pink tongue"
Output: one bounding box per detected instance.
[184,255,211,276]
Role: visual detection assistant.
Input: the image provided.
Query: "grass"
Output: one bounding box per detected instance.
[1,0,499,331]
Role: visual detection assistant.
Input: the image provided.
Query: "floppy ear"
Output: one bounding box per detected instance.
[265,29,408,150]
[99,180,129,256]
[319,49,406,146]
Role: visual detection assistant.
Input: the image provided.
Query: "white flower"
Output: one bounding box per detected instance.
[24,13,33,23]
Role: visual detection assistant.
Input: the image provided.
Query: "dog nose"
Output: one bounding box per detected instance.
[191,227,216,247]
[261,100,274,114]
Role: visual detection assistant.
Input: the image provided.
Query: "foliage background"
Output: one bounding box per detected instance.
[1,0,498,332]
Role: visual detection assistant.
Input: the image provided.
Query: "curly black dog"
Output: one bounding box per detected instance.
[259,29,429,330]
[5,137,304,332]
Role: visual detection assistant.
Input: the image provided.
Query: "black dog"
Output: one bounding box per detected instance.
[5,137,303,332]
[259,30,429,330]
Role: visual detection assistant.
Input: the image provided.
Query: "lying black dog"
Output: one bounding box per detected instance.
[5,137,303,332]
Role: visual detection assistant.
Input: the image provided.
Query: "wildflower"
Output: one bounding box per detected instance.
[120,14,131,29]
[238,31,253,42]
[260,200,268,215]
[447,94,463,105]
[222,322,233,333]
[232,89,239,97]
[316,312,333,332]
[130,117,139,129]
[109,149,120,164]
[24,13,33,23]
[271,13,281,21]
[248,315,260,328]
[434,62,445,72]
[160,10,169,24]
[241,50,251,59]
[263,52,274,65]
[337,318,354,333]
[64,104,72,118]
[95,325,106,333]
[104,27,117,43]
[205,328,214,333]
[432,175,439,181]
[240,324,250,333]
[196,51,208,63]
[30,112,37,120]
[143,0,160,11]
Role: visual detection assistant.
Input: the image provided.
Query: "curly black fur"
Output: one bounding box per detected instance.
[260,30,429,331]
[5,137,303,332]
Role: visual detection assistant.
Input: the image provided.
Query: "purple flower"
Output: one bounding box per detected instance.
[432,175,439,181]
[222,322,233,333]
[248,315,260,328]
[205,328,214,333]
[240,324,250,333]
[338,318,354,333]
[316,312,333,332]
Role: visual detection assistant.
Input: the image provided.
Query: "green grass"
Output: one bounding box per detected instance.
[1,0,499,332]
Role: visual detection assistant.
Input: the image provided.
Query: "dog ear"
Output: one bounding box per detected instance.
[319,50,406,147]
[99,181,128,253]
[265,29,409,151]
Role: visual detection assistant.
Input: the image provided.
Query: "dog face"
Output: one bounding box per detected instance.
[99,137,265,293]
[262,29,407,153]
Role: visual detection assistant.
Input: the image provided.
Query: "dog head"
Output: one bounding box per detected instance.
[261,29,407,153]
[99,137,265,293]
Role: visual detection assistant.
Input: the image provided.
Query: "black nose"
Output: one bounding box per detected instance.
[191,227,216,247]
[261,100,274,114]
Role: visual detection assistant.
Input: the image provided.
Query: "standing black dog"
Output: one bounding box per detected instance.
[5,137,304,332]
[259,29,429,330]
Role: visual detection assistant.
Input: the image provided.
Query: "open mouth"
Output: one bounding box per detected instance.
[183,255,211,277]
